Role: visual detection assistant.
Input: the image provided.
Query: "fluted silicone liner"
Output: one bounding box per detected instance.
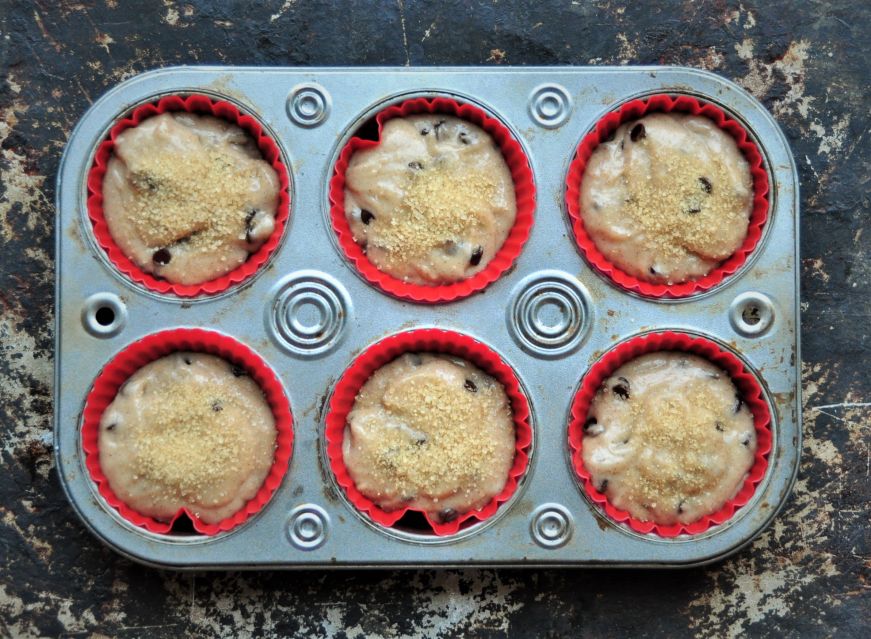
[565,94,770,298]
[325,329,533,536]
[86,94,291,297]
[81,328,294,535]
[567,331,772,537]
[329,96,536,303]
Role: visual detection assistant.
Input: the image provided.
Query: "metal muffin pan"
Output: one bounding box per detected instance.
[54,66,800,568]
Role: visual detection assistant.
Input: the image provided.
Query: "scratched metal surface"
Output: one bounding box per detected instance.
[54,66,799,568]
[1,1,867,637]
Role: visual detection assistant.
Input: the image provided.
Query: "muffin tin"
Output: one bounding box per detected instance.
[54,66,801,568]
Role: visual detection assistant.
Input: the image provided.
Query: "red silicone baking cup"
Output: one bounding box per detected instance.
[565,94,770,298]
[325,329,533,536]
[86,94,291,297]
[81,328,294,535]
[567,331,772,537]
[328,96,536,303]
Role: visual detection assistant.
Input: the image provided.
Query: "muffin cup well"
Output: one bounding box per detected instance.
[325,329,533,536]
[328,96,536,304]
[567,331,772,537]
[565,94,770,299]
[86,94,291,298]
[81,328,294,536]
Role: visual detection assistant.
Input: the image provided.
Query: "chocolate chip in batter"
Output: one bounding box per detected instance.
[360,209,375,225]
[699,176,713,193]
[584,416,599,434]
[408,161,424,170]
[153,248,172,265]
[612,377,630,400]
[470,245,484,266]
[244,208,258,243]
[677,500,686,514]
[630,123,646,142]
[741,434,752,447]
[649,266,659,276]
[183,356,192,365]
[132,172,159,192]
[413,434,428,446]
[715,421,725,432]
[464,379,478,393]
[433,119,446,140]
[458,131,471,145]
[686,205,702,215]
[733,393,744,413]
[211,400,223,412]
[231,365,247,377]
[420,125,430,136]
[106,422,117,431]
[439,508,458,523]
[598,479,609,492]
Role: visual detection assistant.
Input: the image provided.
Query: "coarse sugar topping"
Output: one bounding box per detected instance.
[366,373,510,498]
[625,382,729,503]
[123,145,260,253]
[376,166,498,263]
[130,379,253,502]
[622,151,747,261]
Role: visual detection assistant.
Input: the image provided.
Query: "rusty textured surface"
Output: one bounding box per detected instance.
[0,1,868,637]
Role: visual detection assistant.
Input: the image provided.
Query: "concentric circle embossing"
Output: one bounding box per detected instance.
[530,503,573,548]
[729,291,775,337]
[287,84,330,128]
[507,270,591,358]
[528,84,572,129]
[266,271,350,357]
[287,504,329,550]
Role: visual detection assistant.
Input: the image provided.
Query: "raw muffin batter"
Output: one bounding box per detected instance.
[580,113,753,284]
[99,353,277,525]
[582,352,756,526]
[344,115,516,285]
[102,112,280,285]
[343,353,516,523]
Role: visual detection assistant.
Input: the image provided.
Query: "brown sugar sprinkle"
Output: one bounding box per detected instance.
[130,378,256,502]
[364,375,511,498]
[621,380,739,506]
[125,145,263,254]
[374,165,498,264]
[621,151,747,261]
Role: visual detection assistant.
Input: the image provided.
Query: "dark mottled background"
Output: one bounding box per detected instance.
[1,1,868,637]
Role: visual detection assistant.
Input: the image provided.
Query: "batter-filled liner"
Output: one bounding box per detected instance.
[567,331,771,537]
[329,96,535,304]
[86,94,291,298]
[81,328,294,535]
[325,329,532,536]
[565,94,769,299]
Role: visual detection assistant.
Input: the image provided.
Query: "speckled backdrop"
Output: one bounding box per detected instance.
[1,1,868,637]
